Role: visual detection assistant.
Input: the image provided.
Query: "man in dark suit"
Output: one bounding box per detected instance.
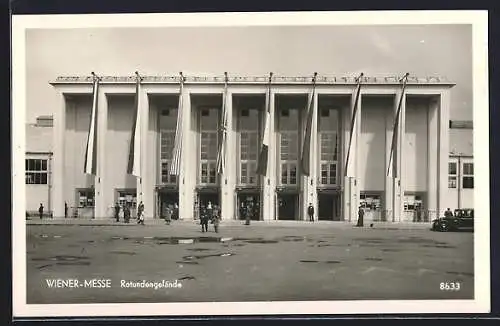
[356,206,364,227]
[307,203,314,222]
[38,203,44,220]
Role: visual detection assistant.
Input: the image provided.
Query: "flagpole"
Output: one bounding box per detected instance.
[343,72,364,178]
[256,72,273,177]
[169,72,184,177]
[300,72,317,177]
[386,72,410,177]
[84,71,99,176]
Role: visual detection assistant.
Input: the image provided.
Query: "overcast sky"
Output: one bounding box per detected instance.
[25,25,472,122]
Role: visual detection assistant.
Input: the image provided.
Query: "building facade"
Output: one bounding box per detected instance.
[44,74,456,223]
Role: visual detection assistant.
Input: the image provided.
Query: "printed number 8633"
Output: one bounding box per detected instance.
[440,282,461,291]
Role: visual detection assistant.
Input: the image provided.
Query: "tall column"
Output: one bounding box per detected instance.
[221,92,235,220]
[179,91,194,220]
[302,92,318,221]
[384,107,394,222]
[437,90,450,218]
[393,91,406,222]
[263,90,276,221]
[139,90,154,219]
[427,97,439,220]
[95,89,108,219]
[52,92,66,218]
[343,93,361,223]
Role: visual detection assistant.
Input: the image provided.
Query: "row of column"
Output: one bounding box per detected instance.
[51,83,450,221]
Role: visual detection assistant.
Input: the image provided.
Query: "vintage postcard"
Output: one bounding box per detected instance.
[12,11,490,317]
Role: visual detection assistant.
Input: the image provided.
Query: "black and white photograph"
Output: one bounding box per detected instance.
[12,11,490,317]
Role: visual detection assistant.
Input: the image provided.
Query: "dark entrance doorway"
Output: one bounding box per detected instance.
[277,193,298,220]
[157,190,179,219]
[197,188,220,212]
[318,192,342,221]
[237,192,261,220]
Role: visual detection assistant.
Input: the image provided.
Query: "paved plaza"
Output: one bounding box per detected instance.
[26,220,474,303]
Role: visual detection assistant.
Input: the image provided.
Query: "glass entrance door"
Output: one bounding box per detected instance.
[237,193,261,220]
[277,193,298,220]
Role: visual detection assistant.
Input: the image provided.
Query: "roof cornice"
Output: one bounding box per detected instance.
[50,74,455,87]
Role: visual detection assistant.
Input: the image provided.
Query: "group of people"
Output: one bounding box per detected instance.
[161,203,179,225]
[199,201,221,233]
[114,201,145,225]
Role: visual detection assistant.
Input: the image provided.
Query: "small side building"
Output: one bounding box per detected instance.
[446,120,474,210]
[25,115,53,216]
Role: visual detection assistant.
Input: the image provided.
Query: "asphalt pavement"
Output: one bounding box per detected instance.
[26,220,474,303]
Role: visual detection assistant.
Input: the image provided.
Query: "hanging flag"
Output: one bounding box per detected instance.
[343,73,364,177]
[300,73,318,176]
[386,73,410,177]
[127,73,142,177]
[256,73,273,176]
[169,74,184,176]
[216,73,229,175]
[83,74,99,175]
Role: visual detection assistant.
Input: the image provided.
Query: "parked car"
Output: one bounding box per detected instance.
[431,208,474,232]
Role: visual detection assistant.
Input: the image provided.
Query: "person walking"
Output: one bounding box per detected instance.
[307,203,315,222]
[356,206,364,227]
[114,202,120,222]
[213,206,221,233]
[38,203,44,220]
[165,204,172,225]
[64,202,68,218]
[444,208,453,218]
[137,201,145,225]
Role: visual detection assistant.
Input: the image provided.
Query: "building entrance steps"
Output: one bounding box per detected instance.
[26,217,433,230]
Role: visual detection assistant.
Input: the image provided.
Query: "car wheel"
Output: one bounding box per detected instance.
[439,222,449,232]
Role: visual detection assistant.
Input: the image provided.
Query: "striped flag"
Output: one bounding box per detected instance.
[256,75,272,176]
[169,77,184,176]
[216,75,229,175]
[300,75,317,176]
[83,76,99,175]
[127,75,142,178]
[344,74,364,177]
[386,73,409,177]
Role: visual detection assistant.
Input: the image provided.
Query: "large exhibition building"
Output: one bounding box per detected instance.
[25,73,474,223]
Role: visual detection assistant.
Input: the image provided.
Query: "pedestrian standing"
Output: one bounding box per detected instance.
[64,202,68,218]
[38,203,44,219]
[173,203,179,220]
[356,206,364,227]
[114,202,120,222]
[240,202,245,221]
[444,208,453,218]
[124,204,130,223]
[307,203,315,222]
[200,206,209,233]
[245,203,251,225]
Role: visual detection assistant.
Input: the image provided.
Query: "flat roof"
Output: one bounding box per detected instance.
[50,74,455,87]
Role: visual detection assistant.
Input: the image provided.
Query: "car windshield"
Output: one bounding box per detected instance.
[454,209,474,218]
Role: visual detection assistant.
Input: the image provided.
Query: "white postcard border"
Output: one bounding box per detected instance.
[12,10,490,317]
